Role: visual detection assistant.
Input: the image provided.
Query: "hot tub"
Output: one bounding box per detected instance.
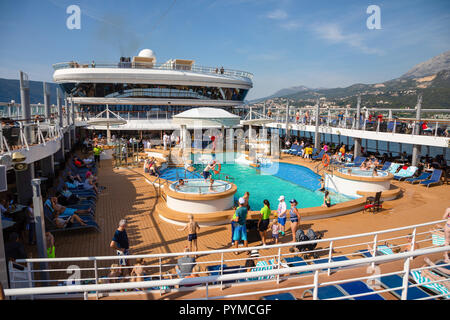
[324,167,393,198]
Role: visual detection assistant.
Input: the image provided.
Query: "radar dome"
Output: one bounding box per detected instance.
[138,49,155,59]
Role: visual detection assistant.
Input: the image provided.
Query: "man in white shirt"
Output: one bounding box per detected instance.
[163,133,170,150]
[277,195,287,236]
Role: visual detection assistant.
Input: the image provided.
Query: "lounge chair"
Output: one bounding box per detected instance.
[420,169,442,188]
[309,255,351,272]
[301,285,352,300]
[410,270,450,298]
[380,161,391,171]
[405,172,431,184]
[286,145,300,155]
[248,260,275,281]
[282,256,312,275]
[378,274,433,300]
[387,163,401,175]
[312,149,325,160]
[345,156,366,167]
[260,292,296,300]
[293,146,304,156]
[337,280,385,300]
[302,280,384,300]
[394,166,418,181]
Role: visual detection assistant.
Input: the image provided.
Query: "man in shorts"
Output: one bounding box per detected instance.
[178,215,200,254]
[110,219,130,274]
[232,197,248,254]
[277,195,287,236]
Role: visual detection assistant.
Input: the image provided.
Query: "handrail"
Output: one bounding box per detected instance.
[52,61,253,80]
[14,219,446,263]
[4,246,450,299]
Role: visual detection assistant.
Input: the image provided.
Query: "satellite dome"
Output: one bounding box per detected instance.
[138,49,155,59]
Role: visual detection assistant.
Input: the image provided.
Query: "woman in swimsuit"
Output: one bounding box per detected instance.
[322,191,331,208]
[443,207,450,263]
[289,199,300,243]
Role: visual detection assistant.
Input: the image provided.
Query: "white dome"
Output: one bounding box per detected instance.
[138,49,155,59]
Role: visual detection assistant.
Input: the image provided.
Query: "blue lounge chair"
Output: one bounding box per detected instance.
[394,166,418,181]
[337,280,385,300]
[312,149,325,160]
[420,169,442,188]
[293,146,304,156]
[283,256,312,275]
[380,161,392,171]
[310,255,351,272]
[405,172,431,184]
[301,285,352,300]
[378,274,433,300]
[346,156,366,167]
[287,145,300,155]
[261,292,296,300]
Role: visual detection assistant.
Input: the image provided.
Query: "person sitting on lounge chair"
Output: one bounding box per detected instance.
[50,197,93,218]
[53,210,87,228]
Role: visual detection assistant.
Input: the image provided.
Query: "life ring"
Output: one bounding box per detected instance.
[213,162,221,174]
[322,154,330,167]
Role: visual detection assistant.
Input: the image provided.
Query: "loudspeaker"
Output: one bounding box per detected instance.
[0,165,7,192]
[13,162,28,172]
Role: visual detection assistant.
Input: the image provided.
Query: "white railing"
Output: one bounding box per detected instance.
[6,219,448,299]
[4,246,450,300]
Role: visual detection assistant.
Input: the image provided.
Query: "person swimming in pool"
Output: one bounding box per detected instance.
[322,191,331,208]
[176,179,186,190]
[319,178,325,192]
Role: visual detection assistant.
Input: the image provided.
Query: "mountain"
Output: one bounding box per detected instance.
[248,85,315,103]
[258,51,450,109]
[400,50,450,79]
[0,78,59,105]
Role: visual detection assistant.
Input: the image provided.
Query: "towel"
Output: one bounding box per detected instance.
[410,270,450,299]
[432,233,445,246]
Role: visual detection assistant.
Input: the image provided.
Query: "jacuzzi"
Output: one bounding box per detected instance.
[324,167,393,198]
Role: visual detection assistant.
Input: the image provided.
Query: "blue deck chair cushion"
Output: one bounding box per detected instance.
[338,281,385,300]
[261,292,296,300]
[379,274,432,300]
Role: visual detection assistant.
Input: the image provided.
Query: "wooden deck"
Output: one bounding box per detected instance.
[33,153,450,299]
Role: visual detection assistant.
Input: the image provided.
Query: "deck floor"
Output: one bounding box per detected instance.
[36,153,450,299]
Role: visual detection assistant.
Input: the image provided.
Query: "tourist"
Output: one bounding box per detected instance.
[270,219,280,244]
[83,175,99,194]
[110,219,130,274]
[245,249,259,270]
[176,247,196,278]
[46,232,55,258]
[289,199,300,243]
[130,258,146,283]
[372,168,378,176]
[243,191,250,211]
[443,208,450,263]
[176,179,185,190]
[277,195,287,236]
[4,232,27,263]
[108,263,122,283]
[50,197,92,219]
[163,132,170,150]
[322,191,331,208]
[232,197,248,254]
[93,144,102,166]
[53,209,87,229]
[339,144,346,155]
[258,200,271,246]
[318,178,325,192]
[178,214,200,254]
[203,161,214,182]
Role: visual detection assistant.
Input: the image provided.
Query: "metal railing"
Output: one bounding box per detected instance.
[5,219,448,300]
[52,61,253,81]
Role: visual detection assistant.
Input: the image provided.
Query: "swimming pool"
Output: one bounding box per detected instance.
[159,153,354,210]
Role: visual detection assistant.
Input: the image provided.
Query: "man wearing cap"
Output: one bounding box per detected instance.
[277,195,287,236]
[232,197,248,254]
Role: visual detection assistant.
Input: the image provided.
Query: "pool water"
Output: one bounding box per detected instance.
[338,168,388,177]
[159,153,354,210]
[169,179,231,194]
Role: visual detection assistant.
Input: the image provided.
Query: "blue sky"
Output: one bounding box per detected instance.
[0,0,449,99]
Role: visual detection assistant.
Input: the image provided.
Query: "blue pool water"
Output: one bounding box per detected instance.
[159,154,354,210]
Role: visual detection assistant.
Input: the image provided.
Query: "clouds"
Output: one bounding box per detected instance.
[312,23,384,55]
[266,9,288,20]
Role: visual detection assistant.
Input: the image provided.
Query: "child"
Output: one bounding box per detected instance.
[209,178,215,192]
[271,219,280,244]
[178,215,200,254]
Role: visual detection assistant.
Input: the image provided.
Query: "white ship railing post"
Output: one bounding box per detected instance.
[400,257,411,300]
[327,241,333,276]
[371,234,378,269]
[312,270,319,300]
